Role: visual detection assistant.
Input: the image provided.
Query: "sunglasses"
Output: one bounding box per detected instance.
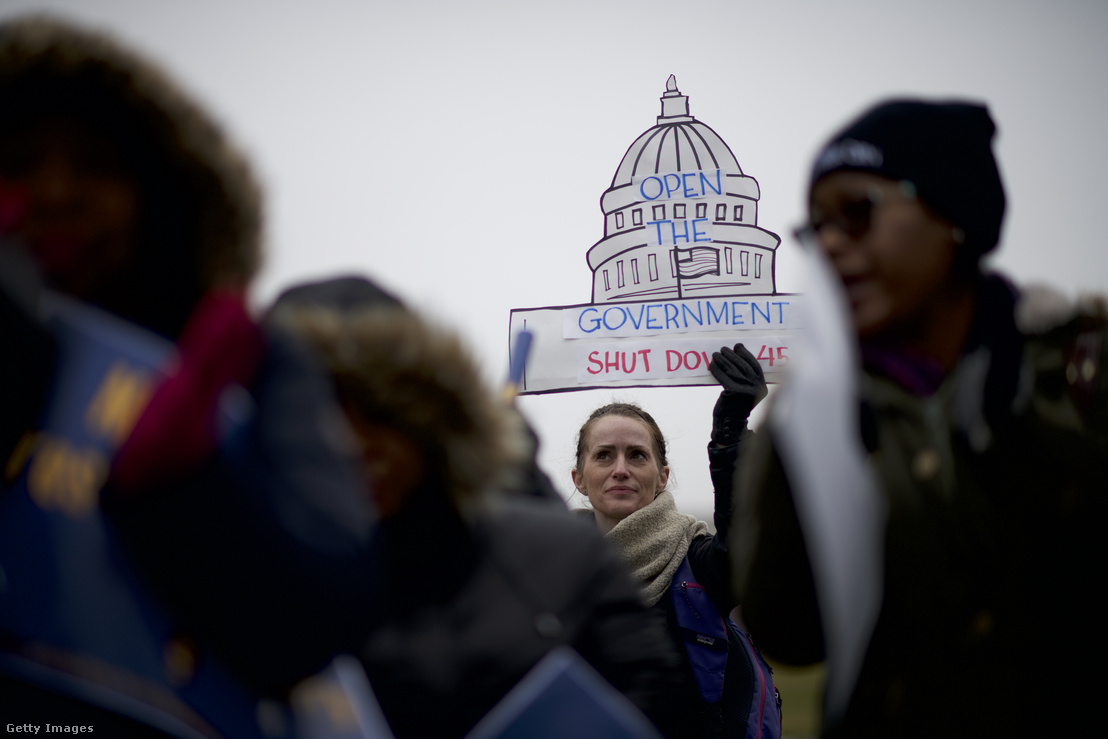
[793,180,917,246]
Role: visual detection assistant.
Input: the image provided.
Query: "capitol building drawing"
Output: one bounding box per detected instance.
[587,76,781,303]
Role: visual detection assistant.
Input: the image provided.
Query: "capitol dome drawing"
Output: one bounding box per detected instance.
[587,75,781,303]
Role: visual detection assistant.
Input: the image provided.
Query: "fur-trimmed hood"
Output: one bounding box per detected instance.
[0,14,262,331]
[273,294,530,512]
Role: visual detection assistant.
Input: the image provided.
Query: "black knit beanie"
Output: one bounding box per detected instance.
[809,99,1006,258]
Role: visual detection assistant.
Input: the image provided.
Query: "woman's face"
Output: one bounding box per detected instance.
[572,415,669,534]
[347,414,424,520]
[808,171,961,340]
[0,117,140,299]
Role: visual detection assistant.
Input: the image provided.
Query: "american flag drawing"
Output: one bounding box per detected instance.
[674,246,720,278]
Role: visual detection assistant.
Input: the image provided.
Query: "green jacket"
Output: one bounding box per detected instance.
[732,276,1108,737]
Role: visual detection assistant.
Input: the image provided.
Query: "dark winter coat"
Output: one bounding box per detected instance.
[272,284,685,737]
[733,275,1108,737]
[359,486,684,738]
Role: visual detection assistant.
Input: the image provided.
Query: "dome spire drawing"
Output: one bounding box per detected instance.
[659,74,691,121]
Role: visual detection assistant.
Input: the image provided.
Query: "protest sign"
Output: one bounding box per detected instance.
[508,75,802,394]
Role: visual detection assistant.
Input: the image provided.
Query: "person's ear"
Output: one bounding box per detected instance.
[570,467,584,494]
[657,465,670,494]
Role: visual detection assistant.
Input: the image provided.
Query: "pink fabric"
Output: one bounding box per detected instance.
[110,288,263,494]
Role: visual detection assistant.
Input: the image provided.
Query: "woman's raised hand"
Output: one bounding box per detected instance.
[708,343,768,446]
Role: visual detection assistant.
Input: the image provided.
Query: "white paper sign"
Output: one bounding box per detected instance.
[507,75,801,394]
[509,298,801,394]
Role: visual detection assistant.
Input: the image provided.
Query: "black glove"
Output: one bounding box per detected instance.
[708,343,767,446]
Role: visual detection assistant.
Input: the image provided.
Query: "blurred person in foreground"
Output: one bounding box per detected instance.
[270,275,684,738]
[0,14,377,733]
[570,343,777,739]
[732,98,1108,737]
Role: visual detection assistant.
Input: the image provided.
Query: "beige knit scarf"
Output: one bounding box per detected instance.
[605,490,708,606]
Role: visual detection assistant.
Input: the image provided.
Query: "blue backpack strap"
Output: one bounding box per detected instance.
[668,556,728,704]
[723,619,783,739]
[669,559,784,738]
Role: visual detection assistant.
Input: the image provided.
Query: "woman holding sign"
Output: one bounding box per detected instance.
[571,344,779,739]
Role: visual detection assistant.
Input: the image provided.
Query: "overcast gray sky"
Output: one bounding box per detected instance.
[7,0,1106,519]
